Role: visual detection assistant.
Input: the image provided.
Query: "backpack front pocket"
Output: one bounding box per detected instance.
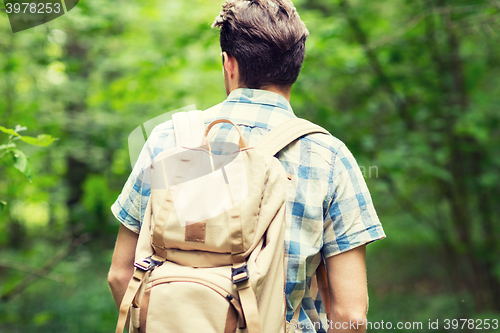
[137,276,242,333]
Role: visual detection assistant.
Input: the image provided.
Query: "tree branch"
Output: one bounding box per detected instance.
[0,233,91,302]
[368,10,430,50]
[0,262,64,283]
[381,175,441,232]
[338,0,415,131]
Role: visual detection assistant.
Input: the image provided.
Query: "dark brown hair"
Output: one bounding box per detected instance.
[212,0,309,89]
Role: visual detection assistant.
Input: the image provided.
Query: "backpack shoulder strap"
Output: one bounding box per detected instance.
[254,118,330,156]
[172,110,206,148]
[255,118,332,320]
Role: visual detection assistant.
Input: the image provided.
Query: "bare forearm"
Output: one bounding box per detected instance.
[325,246,368,333]
[108,224,139,308]
[327,314,367,333]
[109,273,132,308]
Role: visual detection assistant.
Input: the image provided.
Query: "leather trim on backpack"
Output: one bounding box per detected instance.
[185,221,206,243]
[224,302,238,333]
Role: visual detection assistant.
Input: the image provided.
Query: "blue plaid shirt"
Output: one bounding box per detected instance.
[112,88,385,332]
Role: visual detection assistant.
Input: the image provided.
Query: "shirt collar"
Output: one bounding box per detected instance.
[225,88,294,114]
[203,88,297,130]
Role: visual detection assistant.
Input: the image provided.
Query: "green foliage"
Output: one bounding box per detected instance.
[0,125,56,219]
[10,149,34,182]
[0,126,56,147]
[0,125,56,181]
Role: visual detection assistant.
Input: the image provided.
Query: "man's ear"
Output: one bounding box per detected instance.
[222,51,237,80]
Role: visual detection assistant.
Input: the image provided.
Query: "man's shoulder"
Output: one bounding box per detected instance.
[285,124,347,168]
[304,127,345,154]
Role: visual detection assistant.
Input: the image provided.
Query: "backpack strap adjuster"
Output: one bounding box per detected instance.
[231,263,249,284]
[134,256,163,272]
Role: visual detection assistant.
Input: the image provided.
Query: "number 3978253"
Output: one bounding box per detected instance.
[5,2,62,14]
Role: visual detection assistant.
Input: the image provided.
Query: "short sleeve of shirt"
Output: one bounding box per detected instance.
[111,123,175,234]
[322,144,385,257]
[111,150,152,234]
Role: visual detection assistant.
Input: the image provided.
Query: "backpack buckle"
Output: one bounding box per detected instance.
[231,263,249,284]
[134,256,163,272]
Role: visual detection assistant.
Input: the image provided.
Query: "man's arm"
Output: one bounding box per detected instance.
[326,245,368,333]
[108,224,139,308]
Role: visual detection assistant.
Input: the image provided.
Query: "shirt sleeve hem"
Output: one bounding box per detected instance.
[121,221,140,234]
[110,202,141,234]
[322,224,386,258]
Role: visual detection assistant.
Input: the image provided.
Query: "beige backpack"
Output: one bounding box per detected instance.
[115,111,328,333]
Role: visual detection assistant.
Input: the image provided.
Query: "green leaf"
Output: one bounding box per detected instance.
[1,126,56,147]
[19,134,56,147]
[11,149,34,182]
[0,125,20,137]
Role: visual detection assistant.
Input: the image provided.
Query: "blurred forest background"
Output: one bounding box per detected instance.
[1,0,499,332]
